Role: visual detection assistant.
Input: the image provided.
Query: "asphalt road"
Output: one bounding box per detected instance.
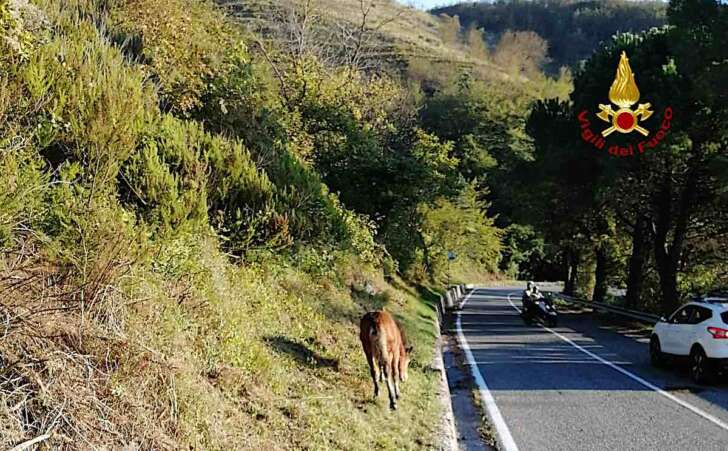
[456,285,728,451]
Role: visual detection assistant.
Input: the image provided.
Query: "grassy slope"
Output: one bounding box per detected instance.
[219,0,510,76]
[1,236,444,449]
[122,237,444,450]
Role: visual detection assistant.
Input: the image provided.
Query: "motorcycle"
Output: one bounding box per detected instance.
[521,292,558,327]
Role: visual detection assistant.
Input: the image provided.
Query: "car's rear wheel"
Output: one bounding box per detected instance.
[690,346,713,384]
[650,336,665,368]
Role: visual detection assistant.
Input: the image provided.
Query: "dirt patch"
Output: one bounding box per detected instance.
[663,385,706,394]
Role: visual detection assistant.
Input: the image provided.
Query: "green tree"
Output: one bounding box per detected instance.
[438,14,461,47]
[465,25,489,61]
[435,0,666,72]
[420,182,503,280]
[527,1,728,311]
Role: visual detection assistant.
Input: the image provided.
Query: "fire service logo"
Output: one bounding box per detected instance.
[597,52,652,136]
[578,51,672,157]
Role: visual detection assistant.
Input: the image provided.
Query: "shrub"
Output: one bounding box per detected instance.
[22,21,150,196]
[122,115,292,253]
[120,115,209,231]
[0,142,47,246]
[110,0,239,115]
[1,0,41,63]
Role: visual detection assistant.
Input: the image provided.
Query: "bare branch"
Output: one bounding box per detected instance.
[9,433,52,451]
[252,38,293,109]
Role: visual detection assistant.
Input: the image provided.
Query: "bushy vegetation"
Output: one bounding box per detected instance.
[0,0,510,447]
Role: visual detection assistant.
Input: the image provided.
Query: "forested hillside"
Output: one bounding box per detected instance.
[0,0,726,449]
[435,0,666,71]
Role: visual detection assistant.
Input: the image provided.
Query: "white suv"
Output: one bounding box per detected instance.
[650,296,728,384]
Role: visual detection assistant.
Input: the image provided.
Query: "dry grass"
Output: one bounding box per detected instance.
[219,0,510,78]
[1,234,443,449]
[0,239,178,449]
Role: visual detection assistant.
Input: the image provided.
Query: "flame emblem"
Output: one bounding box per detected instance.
[596,52,653,136]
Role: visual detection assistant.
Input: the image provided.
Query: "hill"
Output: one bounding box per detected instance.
[2,0,532,448]
[1,0,455,448]
[434,0,666,71]
[218,0,515,80]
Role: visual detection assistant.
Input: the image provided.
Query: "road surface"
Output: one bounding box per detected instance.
[455,285,728,451]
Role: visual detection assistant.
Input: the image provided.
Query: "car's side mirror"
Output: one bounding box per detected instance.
[659,316,667,323]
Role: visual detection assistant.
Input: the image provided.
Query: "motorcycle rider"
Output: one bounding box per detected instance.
[522,281,536,316]
[521,281,557,326]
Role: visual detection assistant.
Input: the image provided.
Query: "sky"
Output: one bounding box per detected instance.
[397,0,461,10]
[399,0,672,10]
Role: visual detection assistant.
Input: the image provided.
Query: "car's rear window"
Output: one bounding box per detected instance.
[693,306,713,324]
[722,312,728,325]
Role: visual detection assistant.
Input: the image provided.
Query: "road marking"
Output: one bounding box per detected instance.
[456,289,520,451]
[506,293,728,433]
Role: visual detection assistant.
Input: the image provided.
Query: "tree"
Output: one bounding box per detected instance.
[524,98,612,297]
[438,14,461,46]
[538,1,728,312]
[465,25,489,61]
[493,31,549,77]
[647,0,728,309]
[419,182,503,279]
[434,0,666,72]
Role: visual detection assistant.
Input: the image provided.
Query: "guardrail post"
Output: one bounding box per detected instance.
[444,290,454,309]
[436,294,444,324]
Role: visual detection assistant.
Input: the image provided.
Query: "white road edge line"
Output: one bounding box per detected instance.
[456,289,520,451]
[506,293,728,433]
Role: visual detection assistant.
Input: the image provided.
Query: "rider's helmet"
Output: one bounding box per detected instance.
[526,281,534,291]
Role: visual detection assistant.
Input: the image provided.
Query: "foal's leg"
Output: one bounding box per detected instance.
[366,353,380,397]
[383,357,397,410]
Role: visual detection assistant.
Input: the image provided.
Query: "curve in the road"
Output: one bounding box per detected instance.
[455,286,728,451]
[505,292,728,433]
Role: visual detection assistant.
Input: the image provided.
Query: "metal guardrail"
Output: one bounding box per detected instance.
[431,294,459,451]
[436,284,467,325]
[550,292,662,324]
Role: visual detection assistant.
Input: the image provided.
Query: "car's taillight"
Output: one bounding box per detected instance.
[707,327,728,339]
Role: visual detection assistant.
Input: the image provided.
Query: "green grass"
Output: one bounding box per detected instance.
[0,234,444,449]
[116,236,444,449]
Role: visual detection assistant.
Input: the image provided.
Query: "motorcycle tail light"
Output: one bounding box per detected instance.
[707,327,728,339]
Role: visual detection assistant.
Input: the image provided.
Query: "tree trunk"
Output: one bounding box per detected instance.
[653,175,680,314]
[418,231,432,276]
[592,245,608,303]
[655,257,680,314]
[564,249,578,296]
[652,163,697,314]
[625,217,648,309]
